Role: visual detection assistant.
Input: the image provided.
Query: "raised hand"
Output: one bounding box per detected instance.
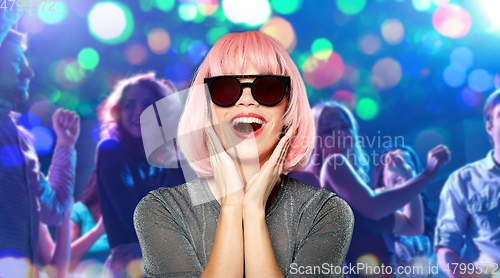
[385,149,415,182]
[52,108,80,148]
[422,145,451,181]
[204,121,245,206]
[243,126,293,211]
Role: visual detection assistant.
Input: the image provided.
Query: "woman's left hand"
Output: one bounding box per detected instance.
[243,127,293,211]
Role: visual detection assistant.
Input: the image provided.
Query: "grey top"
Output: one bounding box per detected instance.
[134,174,354,277]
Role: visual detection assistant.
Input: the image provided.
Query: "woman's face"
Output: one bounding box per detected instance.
[211,62,287,165]
[318,107,354,159]
[382,150,415,189]
[120,85,156,138]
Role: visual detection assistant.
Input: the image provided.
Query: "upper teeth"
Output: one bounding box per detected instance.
[231,117,263,124]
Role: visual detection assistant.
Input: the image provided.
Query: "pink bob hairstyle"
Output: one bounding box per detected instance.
[177,31,315,178]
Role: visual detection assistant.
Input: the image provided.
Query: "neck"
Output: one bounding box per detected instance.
[0,98,14,117]
[494,148,500,166]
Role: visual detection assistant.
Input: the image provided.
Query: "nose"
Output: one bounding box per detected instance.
[236,85,258,107]
[21,62,34,79]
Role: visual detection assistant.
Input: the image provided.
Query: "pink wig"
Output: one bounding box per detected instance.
[178,31,315,178]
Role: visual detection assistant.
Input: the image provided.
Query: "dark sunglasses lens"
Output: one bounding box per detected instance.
[210,78,240,106]
[253,77,285,105]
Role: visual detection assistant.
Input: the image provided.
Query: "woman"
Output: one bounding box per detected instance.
[290,101,450,278]
[69,170,110,271]
[134,31,354,277]
[96,73,186,277]
[373,146,437,278]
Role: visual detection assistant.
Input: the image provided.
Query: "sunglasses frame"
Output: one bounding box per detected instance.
[204,75,291,107]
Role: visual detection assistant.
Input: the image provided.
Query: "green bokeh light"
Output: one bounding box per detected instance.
[38,1,69,24]
[49,91,61,103]
[57,92,80,111]
[140,0,154,12]
[412,0,431,11]
[207,27,229,45]
[77,48,99,70]
[180,38,194,54]
[311,38,333,59]
[271,0,301,14]
[336,0,366,15]
[178,4,198,21]
[64,63,85,83]
[355,98,378,120]
[156,0,175,11]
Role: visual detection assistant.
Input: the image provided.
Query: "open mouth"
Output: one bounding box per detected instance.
[230,116,265,139]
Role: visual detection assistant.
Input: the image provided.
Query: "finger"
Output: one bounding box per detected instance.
[204,124,225,156]
[269,126,294,166]
[71,115,80,132]
[52,108,62,126]
[277,135,291,171]
[64,111,72,128]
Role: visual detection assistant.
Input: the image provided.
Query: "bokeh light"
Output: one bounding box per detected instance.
[481,0,500,29]
[260,17,297,52]
[21,13,45,34]
[456,87,482,110]
[187,41,209,65]
[124,43,148,65]
[412,0,431,11]
[420,31,442,55]
[399,51,425,78]
[18,112,41,130]
[206,26,229,46]
[349,69,375,90]
[311,38,333,59]
[38,1,69,25]
[73,260,106,277]
[356,98,379,120]
[372,58,402,89]
[302,52,344,89]
[30,126,55,155]
[336,0,366,15]
[414,128,448,156]
[178,3,198,21]
[223,0,271,26]
[381,19,405,45]
[443,63,467,88]
[468,69,492,93]
[54,59,86,89]
[271,0,301,14]
[77,48,100,70]
[147,29,171,55]
[126,259,145,278]
[332,90,355,108]
[356,254,379,276]
[358,33,381,55]
[0,257,32,278]
[70,0,99,17]
[450,46,473,69]
[156,0,176,12]
[197,0,219,16]
[432,4,471,39]
[88,2,134,44]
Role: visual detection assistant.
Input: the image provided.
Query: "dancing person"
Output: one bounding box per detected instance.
[373,146,437,278]
[134,31,354,277]
[95,73,186,277]
[69,170,109,271]
[290,101,450,277]
[0,29,79,277]
[435,89,500,278]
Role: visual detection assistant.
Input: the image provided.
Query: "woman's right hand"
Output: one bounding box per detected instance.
[385,149,414,181]
[205,122,245,206]
[422,145,451,181]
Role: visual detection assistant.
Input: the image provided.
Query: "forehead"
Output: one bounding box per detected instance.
[124,85,156,101]
[0,41,24,59]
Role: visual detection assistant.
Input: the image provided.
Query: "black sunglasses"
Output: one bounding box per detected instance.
[204,75,291,107]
